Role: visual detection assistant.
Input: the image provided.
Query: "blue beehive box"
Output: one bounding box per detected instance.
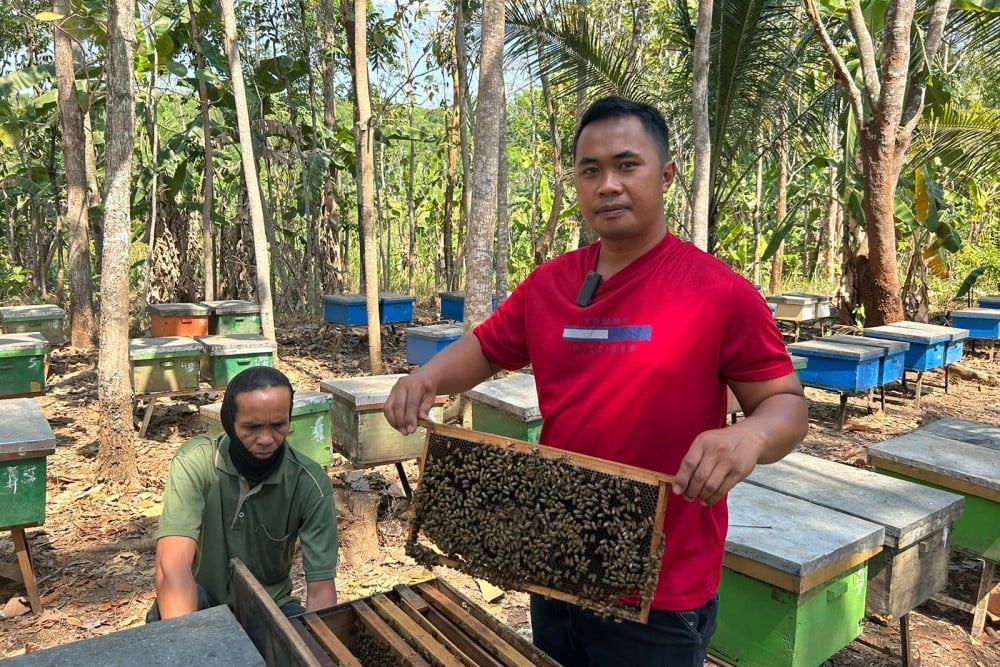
[787,339,881,393]
[378,293,415,324]
[323,294,367,326]
[863,324,949,372]
[978,295,1000,310]
[949,309,1000,341]
[439,291,498,321]
[405,323,463,365]
[823,335,909,386]
[888,321,969,365]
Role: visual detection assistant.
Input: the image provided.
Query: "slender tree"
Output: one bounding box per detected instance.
[689,0,713,251]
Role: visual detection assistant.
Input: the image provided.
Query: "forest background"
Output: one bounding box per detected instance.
[2,0,1000,487]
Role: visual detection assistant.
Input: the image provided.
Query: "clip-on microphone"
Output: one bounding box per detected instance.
[576,271,602,307]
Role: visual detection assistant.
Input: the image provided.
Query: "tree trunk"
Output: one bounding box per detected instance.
[442,60,461,290]
[220,0,278,344]
[454,0,472,280]
[533,34,565,266]
[689,0,712,252]
[54,0,95,348]
[768,134,788,295]
[342,0,383,373]
[187,0,216,300]
[496,92,510,304]
[465,0,505,329]
[319,0,344,293]
[97,0,138,488]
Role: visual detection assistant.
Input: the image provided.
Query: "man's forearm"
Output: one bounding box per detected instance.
[155,574,199,619]
[739,392,809,464]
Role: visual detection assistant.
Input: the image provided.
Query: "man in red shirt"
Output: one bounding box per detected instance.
[384,96,808,666]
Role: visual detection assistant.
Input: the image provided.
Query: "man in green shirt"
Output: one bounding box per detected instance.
[147,366,338,626]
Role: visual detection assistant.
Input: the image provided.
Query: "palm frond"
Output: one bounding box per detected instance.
[912,103,1000,180]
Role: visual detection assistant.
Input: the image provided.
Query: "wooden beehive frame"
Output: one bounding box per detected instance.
[408,421,672,623]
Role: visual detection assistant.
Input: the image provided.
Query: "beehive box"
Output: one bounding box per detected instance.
[0,332,48,398]
[438,291,498,321]
[868,431,1000,561]
[200,390,334,466]
[230,560,558,667]
[0,305,65,346]
[785,292,832,319]
[978,295,1000,309]
[710,484,883,667]
[466,373,542,443]
[323,294,367,326]
[786,339,881,393]
[408,422,671,623]
[196,334,276,388]
[148,302,210,338]
[0,399,56,529]
[949,308,1000,341]
[823,334,909,386]
[379,293,416,324]
[766,294,818,322]
[405,323,463,366]
[864,324,949,372]
[919,416,1000,452]
[889,321,969,365]
[128,337,202,394]
[201,300,262,335]
[320,374,447,467]
[746,452,964,620]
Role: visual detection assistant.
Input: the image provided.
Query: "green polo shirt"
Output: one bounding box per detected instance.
[157,434,338,608]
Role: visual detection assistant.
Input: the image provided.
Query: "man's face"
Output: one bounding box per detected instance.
[574,115,675,243]
[232,386,292,459]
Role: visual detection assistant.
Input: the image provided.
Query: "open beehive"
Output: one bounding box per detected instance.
[407,422,672,623]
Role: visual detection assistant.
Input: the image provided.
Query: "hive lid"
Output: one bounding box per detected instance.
[746,452,964,549]
[918,417,1000,453]
[863,324,950,344]
[128,336,203,360]
[147,302,211,317]
[466,373,541,421]
[320,373,447,408]
[0,305,65,320]
[196,334,277,354]
[726,483,884,586]
[406,324,464,339]
[787,339,882,361]
[949,308,1000,321]
[978,295,1000,308]
[0,398,56,456]
[868,432,1000,494]
[439,291,465,300]
[823,334,910,353]
[200,390,332,422]
[765,294,813,305]
[785,291,831,304]
[379,292,416,303]
[200,300,260,315]
[888,320,969,341]
[322,293,366,304]
[0,332,49,352]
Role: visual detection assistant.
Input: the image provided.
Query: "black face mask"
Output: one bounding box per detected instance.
[220,390,288,483]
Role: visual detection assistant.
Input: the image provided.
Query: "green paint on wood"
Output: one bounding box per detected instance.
[131,354,201,394]
[210,314,262,335]
[471,403,543,443]
[0,458,47,528]
[710,565,868,667]
[0,351,46,396]
[875,469,1000,561]
[201,352,274,388]
[1,317,64,346]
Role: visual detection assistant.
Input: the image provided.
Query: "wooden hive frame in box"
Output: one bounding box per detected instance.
[407,422,672,624]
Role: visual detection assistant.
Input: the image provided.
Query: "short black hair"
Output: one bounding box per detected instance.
[221,366,294,420]
[573,96,671,164]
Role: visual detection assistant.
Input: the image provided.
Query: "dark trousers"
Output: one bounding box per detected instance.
[529,594,718,667]
[146,585,306,650]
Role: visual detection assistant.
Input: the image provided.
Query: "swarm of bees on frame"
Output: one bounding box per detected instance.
[355,623,402,667]
[406,431,665,621]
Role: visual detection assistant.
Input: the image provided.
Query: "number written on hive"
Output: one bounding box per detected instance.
[5,465,37,495]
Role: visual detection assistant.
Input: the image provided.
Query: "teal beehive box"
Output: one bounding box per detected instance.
[0,305,65,346]
[0,332,49,398]
[196,334,276,388]
[0,399,56,529]
[466,373,542,443]
[201,390,334,466]
[710,484,883,667]
[201,300,262,335]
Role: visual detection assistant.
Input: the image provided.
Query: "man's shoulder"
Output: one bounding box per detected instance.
[173,434,220,463]
[283,448,333,497]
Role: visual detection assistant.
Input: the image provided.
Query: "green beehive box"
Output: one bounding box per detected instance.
[0,399,57,529]
[129,337,203,394]
[196,335,276,388]
[201,300,262,335]
[466,373,542,443]
[710,484,883,667]
[0,305,65,346]
[200,390,334,466]
[0,332,49,398]
[320,374,447,467]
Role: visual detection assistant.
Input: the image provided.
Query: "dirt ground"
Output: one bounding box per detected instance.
[2,304,999,666]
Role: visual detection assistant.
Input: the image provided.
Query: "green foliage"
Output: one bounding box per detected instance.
[0,259,31,301]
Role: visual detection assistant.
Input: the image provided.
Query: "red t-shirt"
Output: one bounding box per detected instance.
[474,232,791,610]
